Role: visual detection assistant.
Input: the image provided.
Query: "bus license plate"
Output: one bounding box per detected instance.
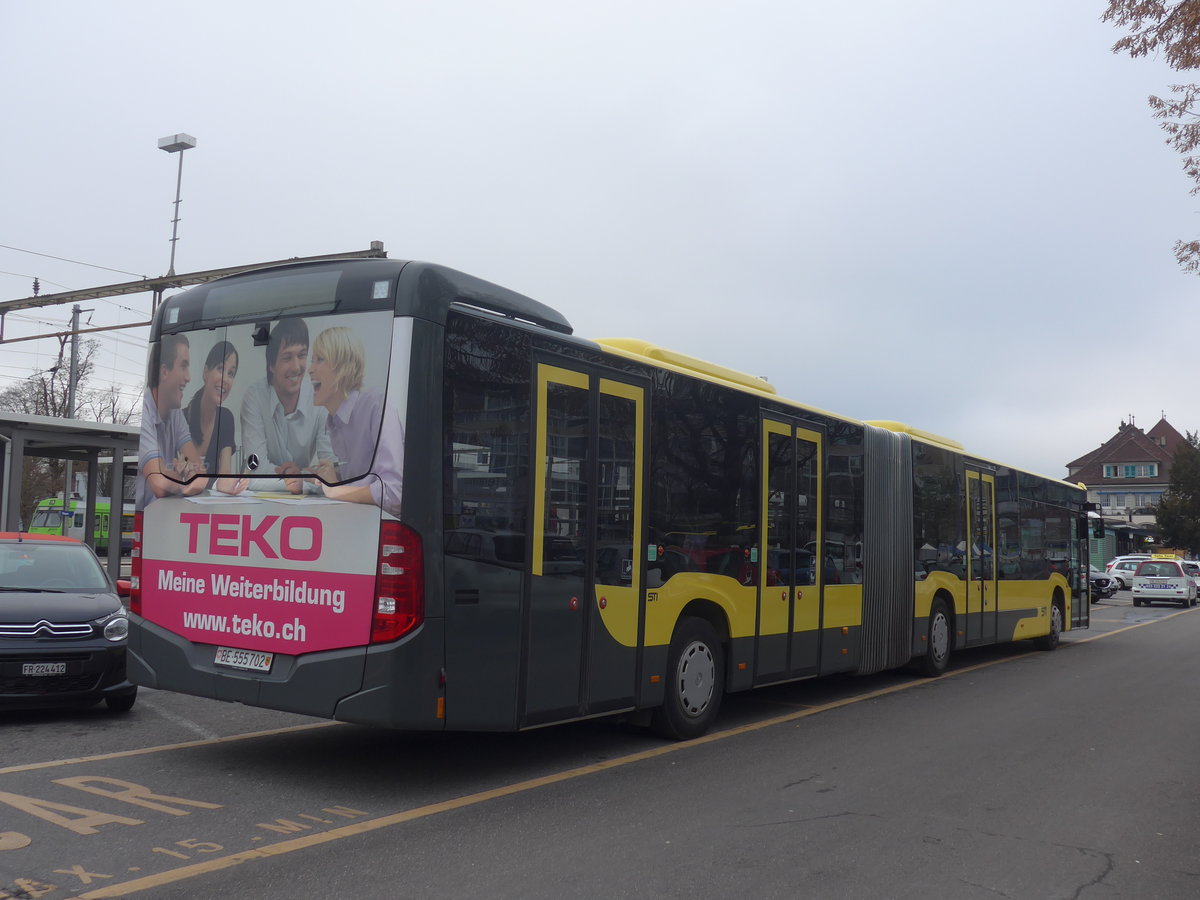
[22,662,66,676]
[214,647,274,672]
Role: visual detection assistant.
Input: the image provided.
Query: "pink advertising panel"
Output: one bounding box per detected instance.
[141,497,383,654]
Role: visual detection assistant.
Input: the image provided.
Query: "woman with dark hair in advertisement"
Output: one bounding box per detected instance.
[183,340,248,496]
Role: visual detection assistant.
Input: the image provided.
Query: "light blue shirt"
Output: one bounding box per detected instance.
[136,388,193,510]
[239,377,333,493]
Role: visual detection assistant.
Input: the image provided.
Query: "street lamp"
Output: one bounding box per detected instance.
[158,133,197,276]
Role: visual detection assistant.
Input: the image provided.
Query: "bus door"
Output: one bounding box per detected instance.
[760,419,824,682]
[526,362,646,725]
[1072,527,1089,629]
[965,470,998,645]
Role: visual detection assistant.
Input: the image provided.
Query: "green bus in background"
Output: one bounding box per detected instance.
[28,496,134,553]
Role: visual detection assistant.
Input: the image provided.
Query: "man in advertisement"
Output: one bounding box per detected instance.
[239,317,335,494]
[137,334,207,510]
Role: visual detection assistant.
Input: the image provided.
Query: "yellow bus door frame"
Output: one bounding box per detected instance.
[759,418,824,682]
[965,470,998,646]
[526,361,646,725]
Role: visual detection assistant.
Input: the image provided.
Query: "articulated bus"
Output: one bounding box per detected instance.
[129,259,1091,739]
[29,497,134,553]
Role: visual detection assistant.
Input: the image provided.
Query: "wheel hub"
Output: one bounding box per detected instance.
[677,641,715,717]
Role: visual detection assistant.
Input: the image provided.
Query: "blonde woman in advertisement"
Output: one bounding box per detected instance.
[307,326,403,516]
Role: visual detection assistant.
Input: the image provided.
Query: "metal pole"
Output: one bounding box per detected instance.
[167,150,186,277]
[61,304,80,534]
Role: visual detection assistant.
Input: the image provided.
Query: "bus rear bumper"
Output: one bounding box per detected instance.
[129,614,446,727]
[130,614,367,719]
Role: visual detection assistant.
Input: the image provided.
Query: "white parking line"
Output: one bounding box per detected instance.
[135,690,222,740]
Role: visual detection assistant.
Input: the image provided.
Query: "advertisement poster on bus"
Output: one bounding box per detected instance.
[137,311,411,654]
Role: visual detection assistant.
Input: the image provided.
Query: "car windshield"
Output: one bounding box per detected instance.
[0,541,110,592]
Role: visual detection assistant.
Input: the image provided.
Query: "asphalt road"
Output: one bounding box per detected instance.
[3,593,1198,900]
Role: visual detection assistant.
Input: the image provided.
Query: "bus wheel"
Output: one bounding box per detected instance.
[917,598,951,677]
[652,617,724,740]
[1034,602,1062,651]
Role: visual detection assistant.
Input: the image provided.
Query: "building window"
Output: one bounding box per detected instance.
[1105,463,1160,479]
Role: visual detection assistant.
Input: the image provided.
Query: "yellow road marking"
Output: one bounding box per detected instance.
[0,722,337,776]
[58,618,1165,899]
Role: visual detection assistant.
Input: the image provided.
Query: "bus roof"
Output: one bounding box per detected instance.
[154,259,574,338]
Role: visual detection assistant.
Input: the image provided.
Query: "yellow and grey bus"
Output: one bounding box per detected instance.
[129,259,1090,739]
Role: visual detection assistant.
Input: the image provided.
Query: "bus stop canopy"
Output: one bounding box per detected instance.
[0,410,139,574]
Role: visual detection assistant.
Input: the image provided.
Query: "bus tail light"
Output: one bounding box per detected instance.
[129,513,143,615]
[372,521,424,644]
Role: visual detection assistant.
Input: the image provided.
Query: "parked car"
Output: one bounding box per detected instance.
[1182,561,1200,596]
[1105,555,1152,590]
[1131,558,1198,609]
[1089,566,1116,601]
[0,533,136,712]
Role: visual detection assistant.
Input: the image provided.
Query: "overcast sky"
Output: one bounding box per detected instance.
[1,0,1193,478]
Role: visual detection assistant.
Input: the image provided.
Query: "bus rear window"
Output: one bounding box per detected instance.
[138,309,408,518]
[203,271,342,321]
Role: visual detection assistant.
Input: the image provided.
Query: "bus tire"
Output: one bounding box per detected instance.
[1034,600,1062,651]
[652,617,724,741]
[917,598,951,677]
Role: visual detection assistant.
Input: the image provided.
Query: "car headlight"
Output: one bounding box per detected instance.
[99,610,129,642]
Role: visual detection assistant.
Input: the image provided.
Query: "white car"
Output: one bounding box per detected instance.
[1131,559,1198,608]
[1182,561,1200,596]
[1105,555,1152,590]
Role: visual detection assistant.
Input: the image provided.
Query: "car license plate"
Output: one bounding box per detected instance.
[214,647,274,672]
[22,662,66,676]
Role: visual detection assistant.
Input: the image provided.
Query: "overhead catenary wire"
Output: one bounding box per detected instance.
[0,243,147,278]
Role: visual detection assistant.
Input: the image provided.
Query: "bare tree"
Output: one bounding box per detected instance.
[0,339,140,526]
[1105,1,1200,272]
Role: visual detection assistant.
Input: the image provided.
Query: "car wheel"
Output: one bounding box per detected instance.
[106,687,137,714]
[651,617,724,740]
[917,598,952,676]
[1034,601,1063,651]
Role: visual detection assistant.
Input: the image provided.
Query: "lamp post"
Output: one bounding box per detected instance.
[158,133,197,277]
